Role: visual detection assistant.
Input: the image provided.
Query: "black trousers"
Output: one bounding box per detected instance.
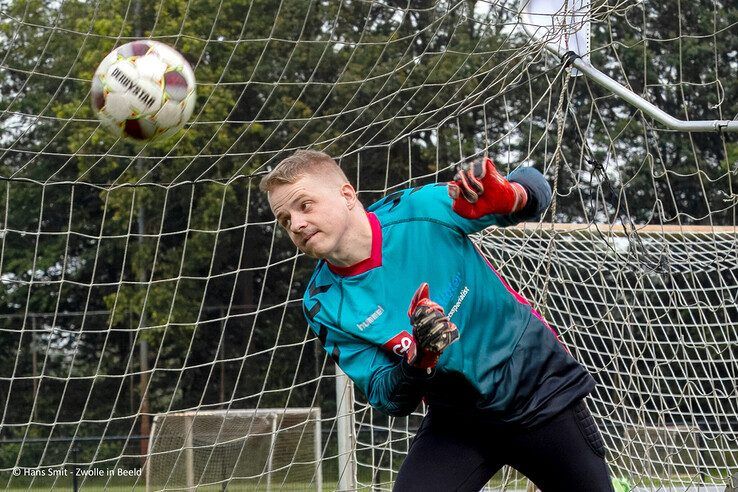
[393,400,614,492]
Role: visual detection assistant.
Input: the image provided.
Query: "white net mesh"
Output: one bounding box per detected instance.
[478,224,738,488]
[1,0,738,490]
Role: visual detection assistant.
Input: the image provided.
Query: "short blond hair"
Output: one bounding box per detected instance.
[259,150,349,192]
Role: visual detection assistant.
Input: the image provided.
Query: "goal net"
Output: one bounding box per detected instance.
[477,224,738,487]
[146,408,322,490]
[1,0,737,491]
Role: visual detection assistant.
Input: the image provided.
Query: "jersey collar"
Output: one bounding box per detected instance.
[327,212,382,276]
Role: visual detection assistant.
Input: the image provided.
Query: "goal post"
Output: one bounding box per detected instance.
[521,0,738,132]
[145,408,322,491]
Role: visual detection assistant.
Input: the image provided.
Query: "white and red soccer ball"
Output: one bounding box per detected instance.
[91,40,196,141]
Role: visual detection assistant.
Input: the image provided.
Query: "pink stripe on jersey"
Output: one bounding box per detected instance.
[473,242,562,341]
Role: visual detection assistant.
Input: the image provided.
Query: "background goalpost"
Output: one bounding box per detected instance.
[1,0,737,491]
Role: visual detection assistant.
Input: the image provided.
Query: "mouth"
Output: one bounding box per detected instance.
[302,231,317,247]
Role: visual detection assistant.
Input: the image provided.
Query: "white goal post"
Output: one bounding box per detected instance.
[146,408,322,491]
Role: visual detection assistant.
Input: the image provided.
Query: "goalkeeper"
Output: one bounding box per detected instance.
[260,150,613,491]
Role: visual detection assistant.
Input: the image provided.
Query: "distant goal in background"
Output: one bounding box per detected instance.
[146,408,322,490]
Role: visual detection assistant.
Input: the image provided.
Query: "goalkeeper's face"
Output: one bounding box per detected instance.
[268,174,358,259]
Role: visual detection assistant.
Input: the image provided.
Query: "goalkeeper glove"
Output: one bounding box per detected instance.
[448,157,528,219]
[405,283,459,370]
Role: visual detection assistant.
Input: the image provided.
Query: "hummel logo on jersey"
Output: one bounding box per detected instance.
[357,305,384,331]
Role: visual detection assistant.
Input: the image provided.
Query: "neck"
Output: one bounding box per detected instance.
[325,212,373,267]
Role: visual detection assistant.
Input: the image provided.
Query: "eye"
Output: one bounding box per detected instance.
[301,201,313,211]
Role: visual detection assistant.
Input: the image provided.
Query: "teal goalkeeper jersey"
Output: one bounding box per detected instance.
[302,169,595,426]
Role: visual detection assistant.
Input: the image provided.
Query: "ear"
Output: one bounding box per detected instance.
[340,183,358,209]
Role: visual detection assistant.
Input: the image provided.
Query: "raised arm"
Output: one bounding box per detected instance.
[448,157,551,226]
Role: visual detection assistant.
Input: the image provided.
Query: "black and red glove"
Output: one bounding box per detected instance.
[405,283,459,370]
[448,157,528,219]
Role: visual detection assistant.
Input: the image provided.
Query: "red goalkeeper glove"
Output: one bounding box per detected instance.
[447,157,528,219]
[405,283,459,370]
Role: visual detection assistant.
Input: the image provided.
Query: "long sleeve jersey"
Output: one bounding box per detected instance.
[302,168,595,427]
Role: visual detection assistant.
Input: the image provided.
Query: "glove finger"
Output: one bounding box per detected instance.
[414,321,446,347]
[453,161,472,179]
[411,300,445,323]
[414,312,442,331]
[453,162,482,200]
[418,318,454,345]
[448,182,460,200]
[446,326,459,344]
[442,326,460,349]
[476,158,491,178]
[425,323,459,352]
[411,305,438,324]
[423,331,447,352]
[426,318,457,339]
[465,169,484,196]
[407,283,430,318]
[455,171,479,203]
[424,318,452,337]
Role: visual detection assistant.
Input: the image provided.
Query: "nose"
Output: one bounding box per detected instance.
[289,213,307,234]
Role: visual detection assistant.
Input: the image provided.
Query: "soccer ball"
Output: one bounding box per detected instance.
[91,40,196,141]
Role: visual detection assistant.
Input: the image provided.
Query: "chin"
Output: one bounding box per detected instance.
[304,246,326,259]
[303,238,332,259]
[298,241,319,258]
[299,246,319,258]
